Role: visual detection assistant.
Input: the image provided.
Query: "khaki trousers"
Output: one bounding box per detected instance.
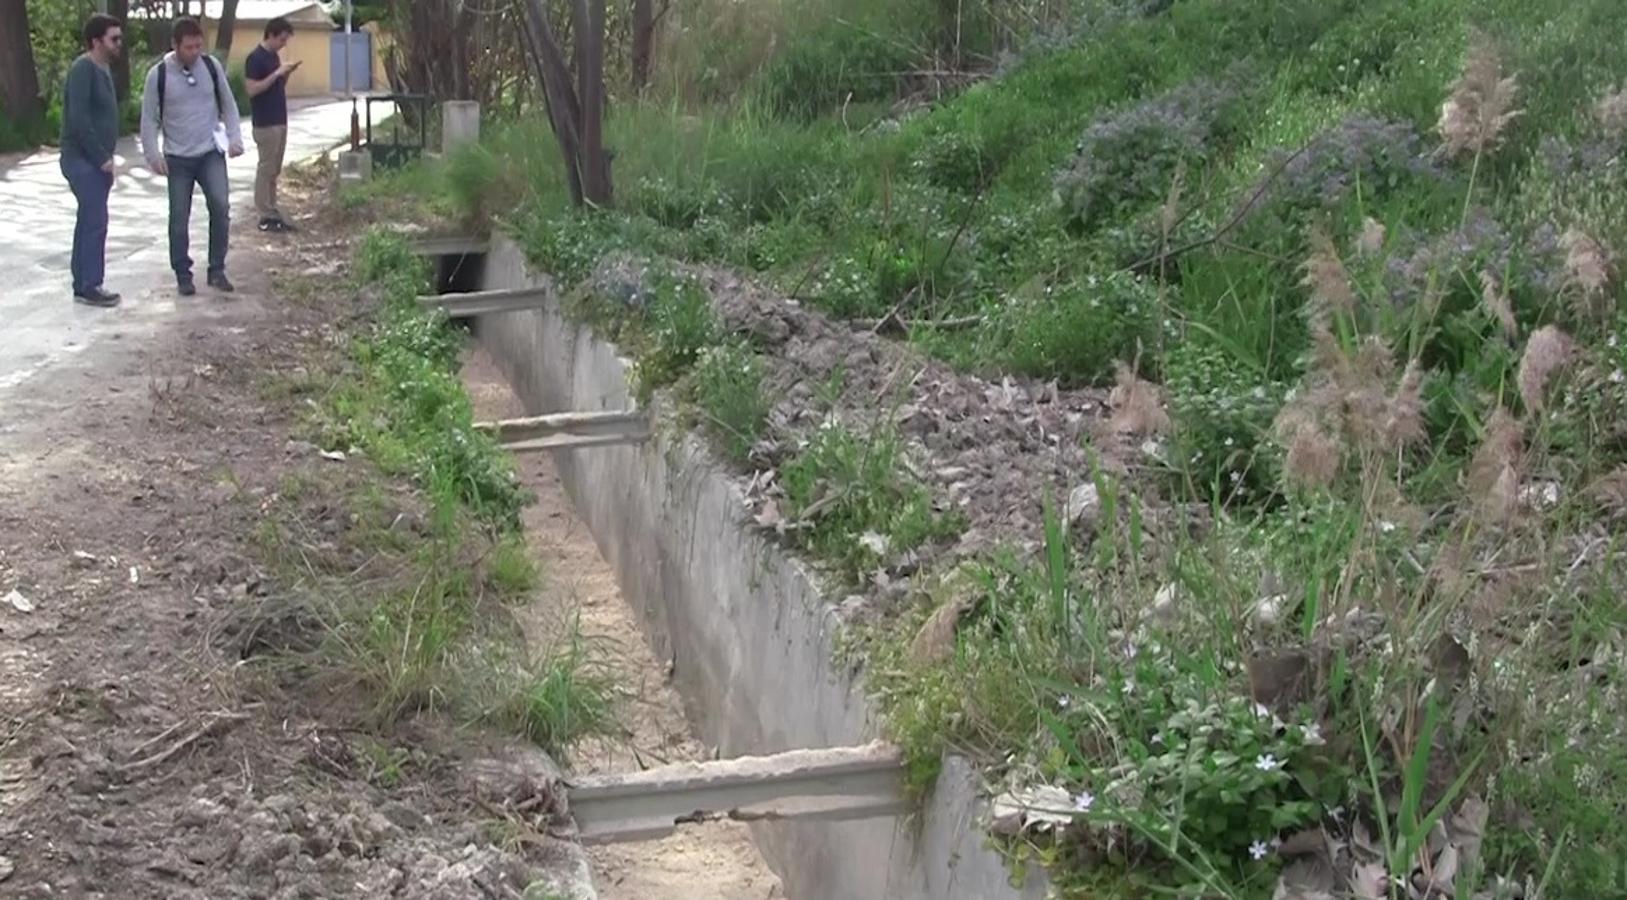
[252,124,288,220]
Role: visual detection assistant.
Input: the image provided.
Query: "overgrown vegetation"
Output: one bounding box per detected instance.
[370,0,1627,894]
[247,231,618,763]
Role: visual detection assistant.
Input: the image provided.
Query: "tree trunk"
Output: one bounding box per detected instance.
[574,0,610,205]
[110,0,132,101]
[630,0,652,94]
[0,0,45,125]
[213,0,241,60]
[521,0,586,206]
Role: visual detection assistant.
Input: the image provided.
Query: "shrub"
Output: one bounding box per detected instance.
[803,253,882,319]
[756,25,911,121]
[781,422,956,583]
[224,61,251,116]
[1246,115,1442,220]
[915,128,993,193]
[336,231,530,530]
[1165,343,1289,503]
[1001,271,1160,386]
[1055,76,1245,228]
[628,270,719,398]
[499,623,619,762]
[690,342,771,465]
[443,142,507,221]
[629,174,731,230]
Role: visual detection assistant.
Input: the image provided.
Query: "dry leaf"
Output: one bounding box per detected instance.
[1438,34,1522,158]
[1066,483,1101,528]
[1477,271,1518,339]
[1107,364,1170,435]
[858,531,891,556]
[1451,795,1489,878]
[1273,858,1336,900]
[4,589,34,614]
[1516,326,1573,415]
[988,785,1077,835]
[1351,862,1388,899]
[1561,228,1613,302]
[1357,217,1388,256]
[908,590,976,665]
[1415,843,1460,896]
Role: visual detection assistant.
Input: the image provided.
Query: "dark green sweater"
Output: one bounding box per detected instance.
[60,55,119,165]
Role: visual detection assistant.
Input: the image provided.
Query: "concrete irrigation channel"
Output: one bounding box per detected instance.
[418,234,1048,900]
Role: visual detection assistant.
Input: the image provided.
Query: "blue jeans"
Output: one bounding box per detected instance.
[60,153,113,295]
[165,151,230,280]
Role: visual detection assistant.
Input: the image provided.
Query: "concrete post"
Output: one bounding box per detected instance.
[337,149,373,184]
[441,101,481,154]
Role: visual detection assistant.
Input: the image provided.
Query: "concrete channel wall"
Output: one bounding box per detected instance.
[472,237,1048,900]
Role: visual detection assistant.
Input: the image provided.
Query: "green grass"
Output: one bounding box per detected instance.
[484,535,541,601]
[244,231,618,760]
[386,0,1627,893]
[781,421,961,584]
[497,621,621,763]
[320,232,530,531]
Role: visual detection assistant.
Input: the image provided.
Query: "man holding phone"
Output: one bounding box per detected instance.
[244,17,301,233]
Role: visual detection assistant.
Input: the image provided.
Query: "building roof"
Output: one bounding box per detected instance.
[198,1,332,23]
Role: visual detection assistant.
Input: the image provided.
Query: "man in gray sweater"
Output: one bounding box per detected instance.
[59,14,125,307]
[139,17,244,296]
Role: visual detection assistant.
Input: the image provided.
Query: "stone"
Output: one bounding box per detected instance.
[440,101,481,153]
[337,149,373,184]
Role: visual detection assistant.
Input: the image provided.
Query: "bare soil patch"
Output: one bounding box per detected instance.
[0,184,581,899]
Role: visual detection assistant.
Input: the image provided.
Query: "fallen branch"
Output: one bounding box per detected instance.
[1124,140,1313,275]
[853,312,985,334]
[118,712,249,773]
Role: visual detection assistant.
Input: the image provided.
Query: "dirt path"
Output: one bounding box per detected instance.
[0,197,583,898]
[462,350,784,900]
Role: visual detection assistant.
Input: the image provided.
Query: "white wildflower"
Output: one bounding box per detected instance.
[1249,839,1271,860]
[1073,790,1095,813]
[1255,754,1281,772]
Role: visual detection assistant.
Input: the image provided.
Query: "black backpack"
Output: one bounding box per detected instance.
[156,53,225,119]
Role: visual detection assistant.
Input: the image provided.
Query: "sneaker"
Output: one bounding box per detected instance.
[257,218,277,232]
[177,278,197,297]
[259,218,297,234]
[207,271,235,293]
[73,287,120,308]
[273,218,299,233]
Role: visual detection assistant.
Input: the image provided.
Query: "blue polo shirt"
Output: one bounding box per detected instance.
[244,44,288,127]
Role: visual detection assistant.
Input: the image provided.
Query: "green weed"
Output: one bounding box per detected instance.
[497,621,620,762]
[781,422,959,583]
[484,535,541,601]
[689,341,771,465]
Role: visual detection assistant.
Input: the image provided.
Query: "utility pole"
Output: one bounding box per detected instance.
[345,0,359,149]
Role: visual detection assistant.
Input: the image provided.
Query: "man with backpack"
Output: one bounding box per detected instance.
[139,17,244,296]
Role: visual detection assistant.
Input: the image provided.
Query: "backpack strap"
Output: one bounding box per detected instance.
[156,54,225,121]
[202,54,225,116]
